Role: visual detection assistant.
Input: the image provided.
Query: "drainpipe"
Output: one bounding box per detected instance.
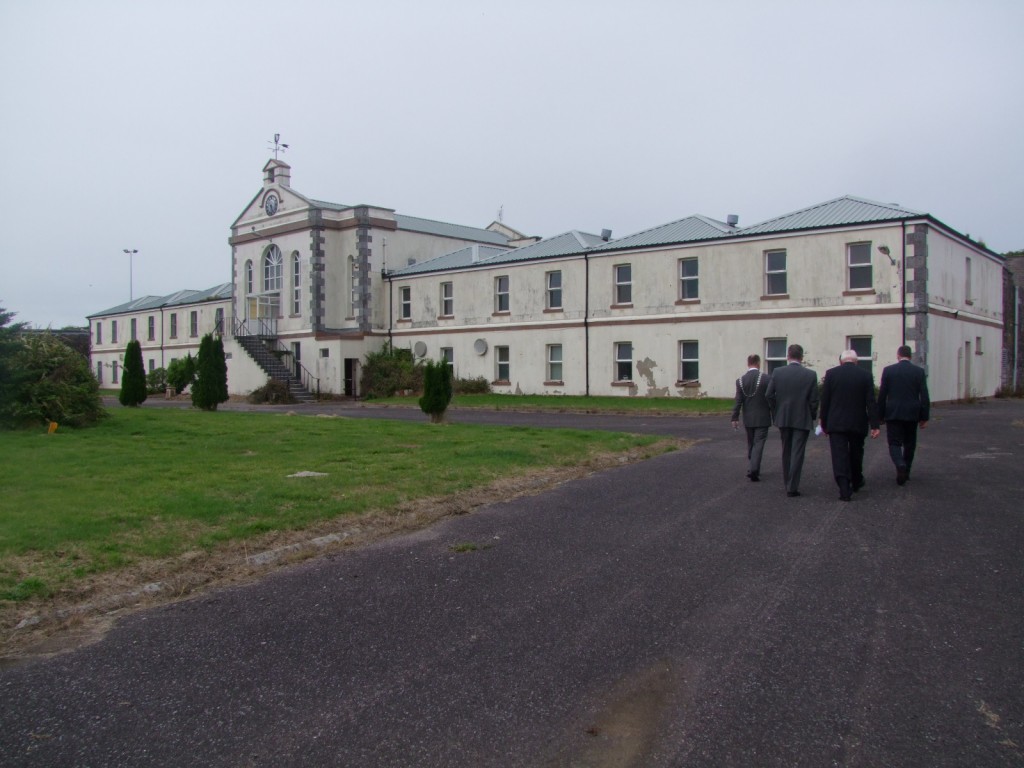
[900,220,907,347]
[584,252,591,396]
[384,269,393,349]
[1015,284,1021,391]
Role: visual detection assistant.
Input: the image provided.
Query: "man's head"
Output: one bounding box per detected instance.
[897,345,913,360]
[747,354,761,367]
[840,349,858,364]
[787,344,804,362]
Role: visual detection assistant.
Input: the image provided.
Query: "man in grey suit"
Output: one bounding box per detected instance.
[765,344,819,497]
[877,345,930,485]
[731,354,772,482]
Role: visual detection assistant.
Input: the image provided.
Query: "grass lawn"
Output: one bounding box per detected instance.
[0,407,667,605]
[369,393,734,413]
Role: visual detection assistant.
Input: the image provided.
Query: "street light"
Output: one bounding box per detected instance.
[124,249,138,301]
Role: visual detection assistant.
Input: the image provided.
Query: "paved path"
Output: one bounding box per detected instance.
[2,400,1023,766]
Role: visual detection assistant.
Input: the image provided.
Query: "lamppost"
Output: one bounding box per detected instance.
[124,249,138,301]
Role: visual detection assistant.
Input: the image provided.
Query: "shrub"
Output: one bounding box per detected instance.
[247,379,296,404]
[146,367,169,395]
[119,339,147,407]
[419,359,453,423]
[454,376,491,395]
[166,354,197,394]
[191,334,228,411]
[0,332,105,429]
[361,343,423,399]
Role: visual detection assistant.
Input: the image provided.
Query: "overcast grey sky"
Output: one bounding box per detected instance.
[2,0,1021,328]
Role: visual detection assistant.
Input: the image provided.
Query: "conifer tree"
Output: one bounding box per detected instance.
[418,358,453,423]
[191,334,228,411]
[118,339,147,407]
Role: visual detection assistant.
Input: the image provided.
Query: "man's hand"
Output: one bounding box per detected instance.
[731,420,739,430]
[920,421,928,429]
[870,428,880,439]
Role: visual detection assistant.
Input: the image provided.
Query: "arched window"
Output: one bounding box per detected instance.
[291,252,301,315]
[245,260,253,295]
[263,245,283,292]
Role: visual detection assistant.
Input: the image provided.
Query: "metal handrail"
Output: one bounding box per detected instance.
[230,317,320,397]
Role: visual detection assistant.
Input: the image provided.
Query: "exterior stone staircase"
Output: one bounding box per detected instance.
[235,335,315,402]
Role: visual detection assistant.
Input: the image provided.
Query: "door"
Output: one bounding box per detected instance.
[291,342,301,379]
[344,358,358,397]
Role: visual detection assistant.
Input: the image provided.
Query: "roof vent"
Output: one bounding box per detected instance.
[601,229,612,241]
[407,257,417,266]
[726,214,739,227]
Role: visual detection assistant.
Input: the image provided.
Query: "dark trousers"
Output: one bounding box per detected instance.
[885,420,919,472]
[778,427,810,493]
[746,426,769,474]
[828,431,866,492]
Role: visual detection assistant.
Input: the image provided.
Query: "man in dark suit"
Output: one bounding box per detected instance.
[877,345,930,485]
[820,350,880,501]
[765,344,819,497]
[731,354,772,481]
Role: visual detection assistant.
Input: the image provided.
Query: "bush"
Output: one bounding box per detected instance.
[146,367,169,395]
[361,343,423,399]
[119,339,147,407]
[191,334,228,411]
[247,379,296,404]
[994,383,1024,399]
[419,359,453,423]
[454,376,491,395]
[0,332,105,429]
[166,354,197,394]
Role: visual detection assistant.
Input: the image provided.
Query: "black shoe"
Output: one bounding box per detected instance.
[852,478,865,492]
[787,491,801,497]
[896,467,908,486]
[839,494,851,502]
[749,472,760,482]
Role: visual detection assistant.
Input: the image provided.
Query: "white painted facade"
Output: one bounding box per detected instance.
[89,161,1006,403]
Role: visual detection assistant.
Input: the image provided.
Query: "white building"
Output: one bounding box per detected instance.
[90,160,1006,403]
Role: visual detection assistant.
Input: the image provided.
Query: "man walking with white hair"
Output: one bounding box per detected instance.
[819,349,880,501]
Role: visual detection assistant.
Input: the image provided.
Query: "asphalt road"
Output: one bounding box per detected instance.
[2,400,1022,767]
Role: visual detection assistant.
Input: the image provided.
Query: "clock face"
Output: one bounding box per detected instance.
[264,193,279,216]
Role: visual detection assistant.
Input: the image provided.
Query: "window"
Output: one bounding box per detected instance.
[189,311,198,337]
[679,258,699,301]
[263,245,283,292]
[214,308,224,335]
[96,362,103,384]
[679,341,699,382]
[494,276,510,313]
[546,271,562,310]
[847,242,872,290]
[440,282,454,317]
[95,323,102,345]
[319,348,329,358]
[111,320,118,343]
[547,344,563,382]
[615,342,633,381]
[148,359,155,373]
[170,313,178,339]
[399,287,412,320]
[441,347,454,374]
[147,316,155,341]
[765,338,788,373]
[112,361,119,384]
[965,257,973,304]
[291,253,301,315]
[765,250,787,296]
[245,260,253,295]
[614,264,632,305]
[975,336,983,355]
[848,336,873,374]
[130,318,137,341]
[495,346,510,382]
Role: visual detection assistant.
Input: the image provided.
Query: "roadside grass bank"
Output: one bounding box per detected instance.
[367,393,734,414]
[1,408,673,650]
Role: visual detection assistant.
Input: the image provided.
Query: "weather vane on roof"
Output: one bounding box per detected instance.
[268,133,289,160]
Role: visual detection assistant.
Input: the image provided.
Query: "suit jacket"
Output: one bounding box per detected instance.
[731,369,772,427]
[766,362,819,431]
[877,359,930,422]
[820,362,879,435]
